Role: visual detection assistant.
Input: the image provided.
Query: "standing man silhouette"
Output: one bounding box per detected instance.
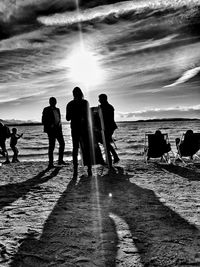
[98,94,119,167]
[42,97,65,168]
[66,87,92,178]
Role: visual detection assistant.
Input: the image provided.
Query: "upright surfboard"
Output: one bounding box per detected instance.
[98,105,111,169]
[79,107,105,166]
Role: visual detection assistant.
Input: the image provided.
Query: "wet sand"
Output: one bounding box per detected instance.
[0,160,200,266]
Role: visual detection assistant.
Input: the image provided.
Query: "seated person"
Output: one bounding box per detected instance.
[148,130,171,158]
[176,130,199,158]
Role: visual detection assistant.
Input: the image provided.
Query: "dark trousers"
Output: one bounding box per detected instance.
[71,130,92,170]
[0,140,9,161]
[47,130,65,165]
[104,132,118,167]
[71,130,81,168]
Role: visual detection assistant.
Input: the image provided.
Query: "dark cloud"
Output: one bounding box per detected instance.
[184,6,200,36]
[0,0,76,40]
[0,0,128,25]
[104,8,200,59]
[0,0,76,22]
[80,0,128,9]
[1,0,200,43]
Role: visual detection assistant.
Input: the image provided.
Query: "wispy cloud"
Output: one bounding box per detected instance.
[37,0,200,27]
[0,0,76,22]
[164,66,200,87]
[0,30,48,51]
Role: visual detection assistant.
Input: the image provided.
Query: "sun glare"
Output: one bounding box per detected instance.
[67,46,105,88]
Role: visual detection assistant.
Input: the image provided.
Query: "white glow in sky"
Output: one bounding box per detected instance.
[66,46,105,88]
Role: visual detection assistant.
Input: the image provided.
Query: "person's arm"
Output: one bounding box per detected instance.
[42,108,47,125]
[110,106,117,131]
[111,106,115,123]
[17,133,23,139]
[66,103,72,121]
[42,107,53,127]
[58,108,62,127]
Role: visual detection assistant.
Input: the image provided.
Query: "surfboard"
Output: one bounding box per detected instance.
[97,106,111,169]
[79,107,105,166]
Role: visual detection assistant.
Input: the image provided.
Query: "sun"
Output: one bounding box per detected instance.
[67,46,105,88]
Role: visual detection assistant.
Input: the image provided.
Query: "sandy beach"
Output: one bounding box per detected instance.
[0,159,200,267]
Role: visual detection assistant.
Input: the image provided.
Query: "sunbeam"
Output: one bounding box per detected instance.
[72,1,105,255]
[109,213,144,266]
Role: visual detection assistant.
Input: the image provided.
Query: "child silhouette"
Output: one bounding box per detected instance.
[10,128,23,163]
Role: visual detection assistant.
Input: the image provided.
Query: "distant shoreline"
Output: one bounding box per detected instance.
[6,122,43,126]
[117,118,200,123]
[1,118,200,126]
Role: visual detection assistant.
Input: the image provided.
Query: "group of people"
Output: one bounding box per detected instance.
[0,123,23,164]
[0,87,119,176]
[42,87,119,177]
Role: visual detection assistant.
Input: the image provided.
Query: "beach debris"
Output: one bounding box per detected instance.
[75,256,91,262]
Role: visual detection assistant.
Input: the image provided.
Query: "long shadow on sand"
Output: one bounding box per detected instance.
[10,167,200,267]
[0,167,62,209]
[156,163,200,181]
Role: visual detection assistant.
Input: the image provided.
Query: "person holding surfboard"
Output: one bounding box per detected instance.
[66,87,93,178]
[98,94,119,168]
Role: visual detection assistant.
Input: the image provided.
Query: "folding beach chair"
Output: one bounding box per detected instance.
[144,131,172,163]
[175,130,200,164]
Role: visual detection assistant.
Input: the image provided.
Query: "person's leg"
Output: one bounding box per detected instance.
[104,135,112,167]
[1,141,10,163]
[109,143,119,163]
[95,143,105,165]
[72,130,79,177]
[11,146,17,162]
[4,151,9,163]
[56,130,65,164]
[0,143,5,157]
[48,133,56,167]
[15,147,19,162]
[104,133,118,174]
[87,165,92,177]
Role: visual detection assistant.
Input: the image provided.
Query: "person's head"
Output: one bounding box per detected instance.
[0,122,4,128]
[73,87,83,100]
[49,97,57,107]
[155,130,162,135]
[12,128,17,134]
[98,94,108,105]
[185,129,193,136]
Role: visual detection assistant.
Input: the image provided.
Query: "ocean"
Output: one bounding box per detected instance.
[4,120,200,162]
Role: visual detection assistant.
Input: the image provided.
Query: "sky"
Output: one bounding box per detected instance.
[0,0,200,122]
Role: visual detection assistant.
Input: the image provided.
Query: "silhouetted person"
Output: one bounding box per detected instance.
[176,130,197,159]
[0,122,10,164]
[66,87,92,177]
[10,128,23,163]
[42,97,65,168]
[98,94,119,167]
[154,130,171,154]
[90,107,106,166]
